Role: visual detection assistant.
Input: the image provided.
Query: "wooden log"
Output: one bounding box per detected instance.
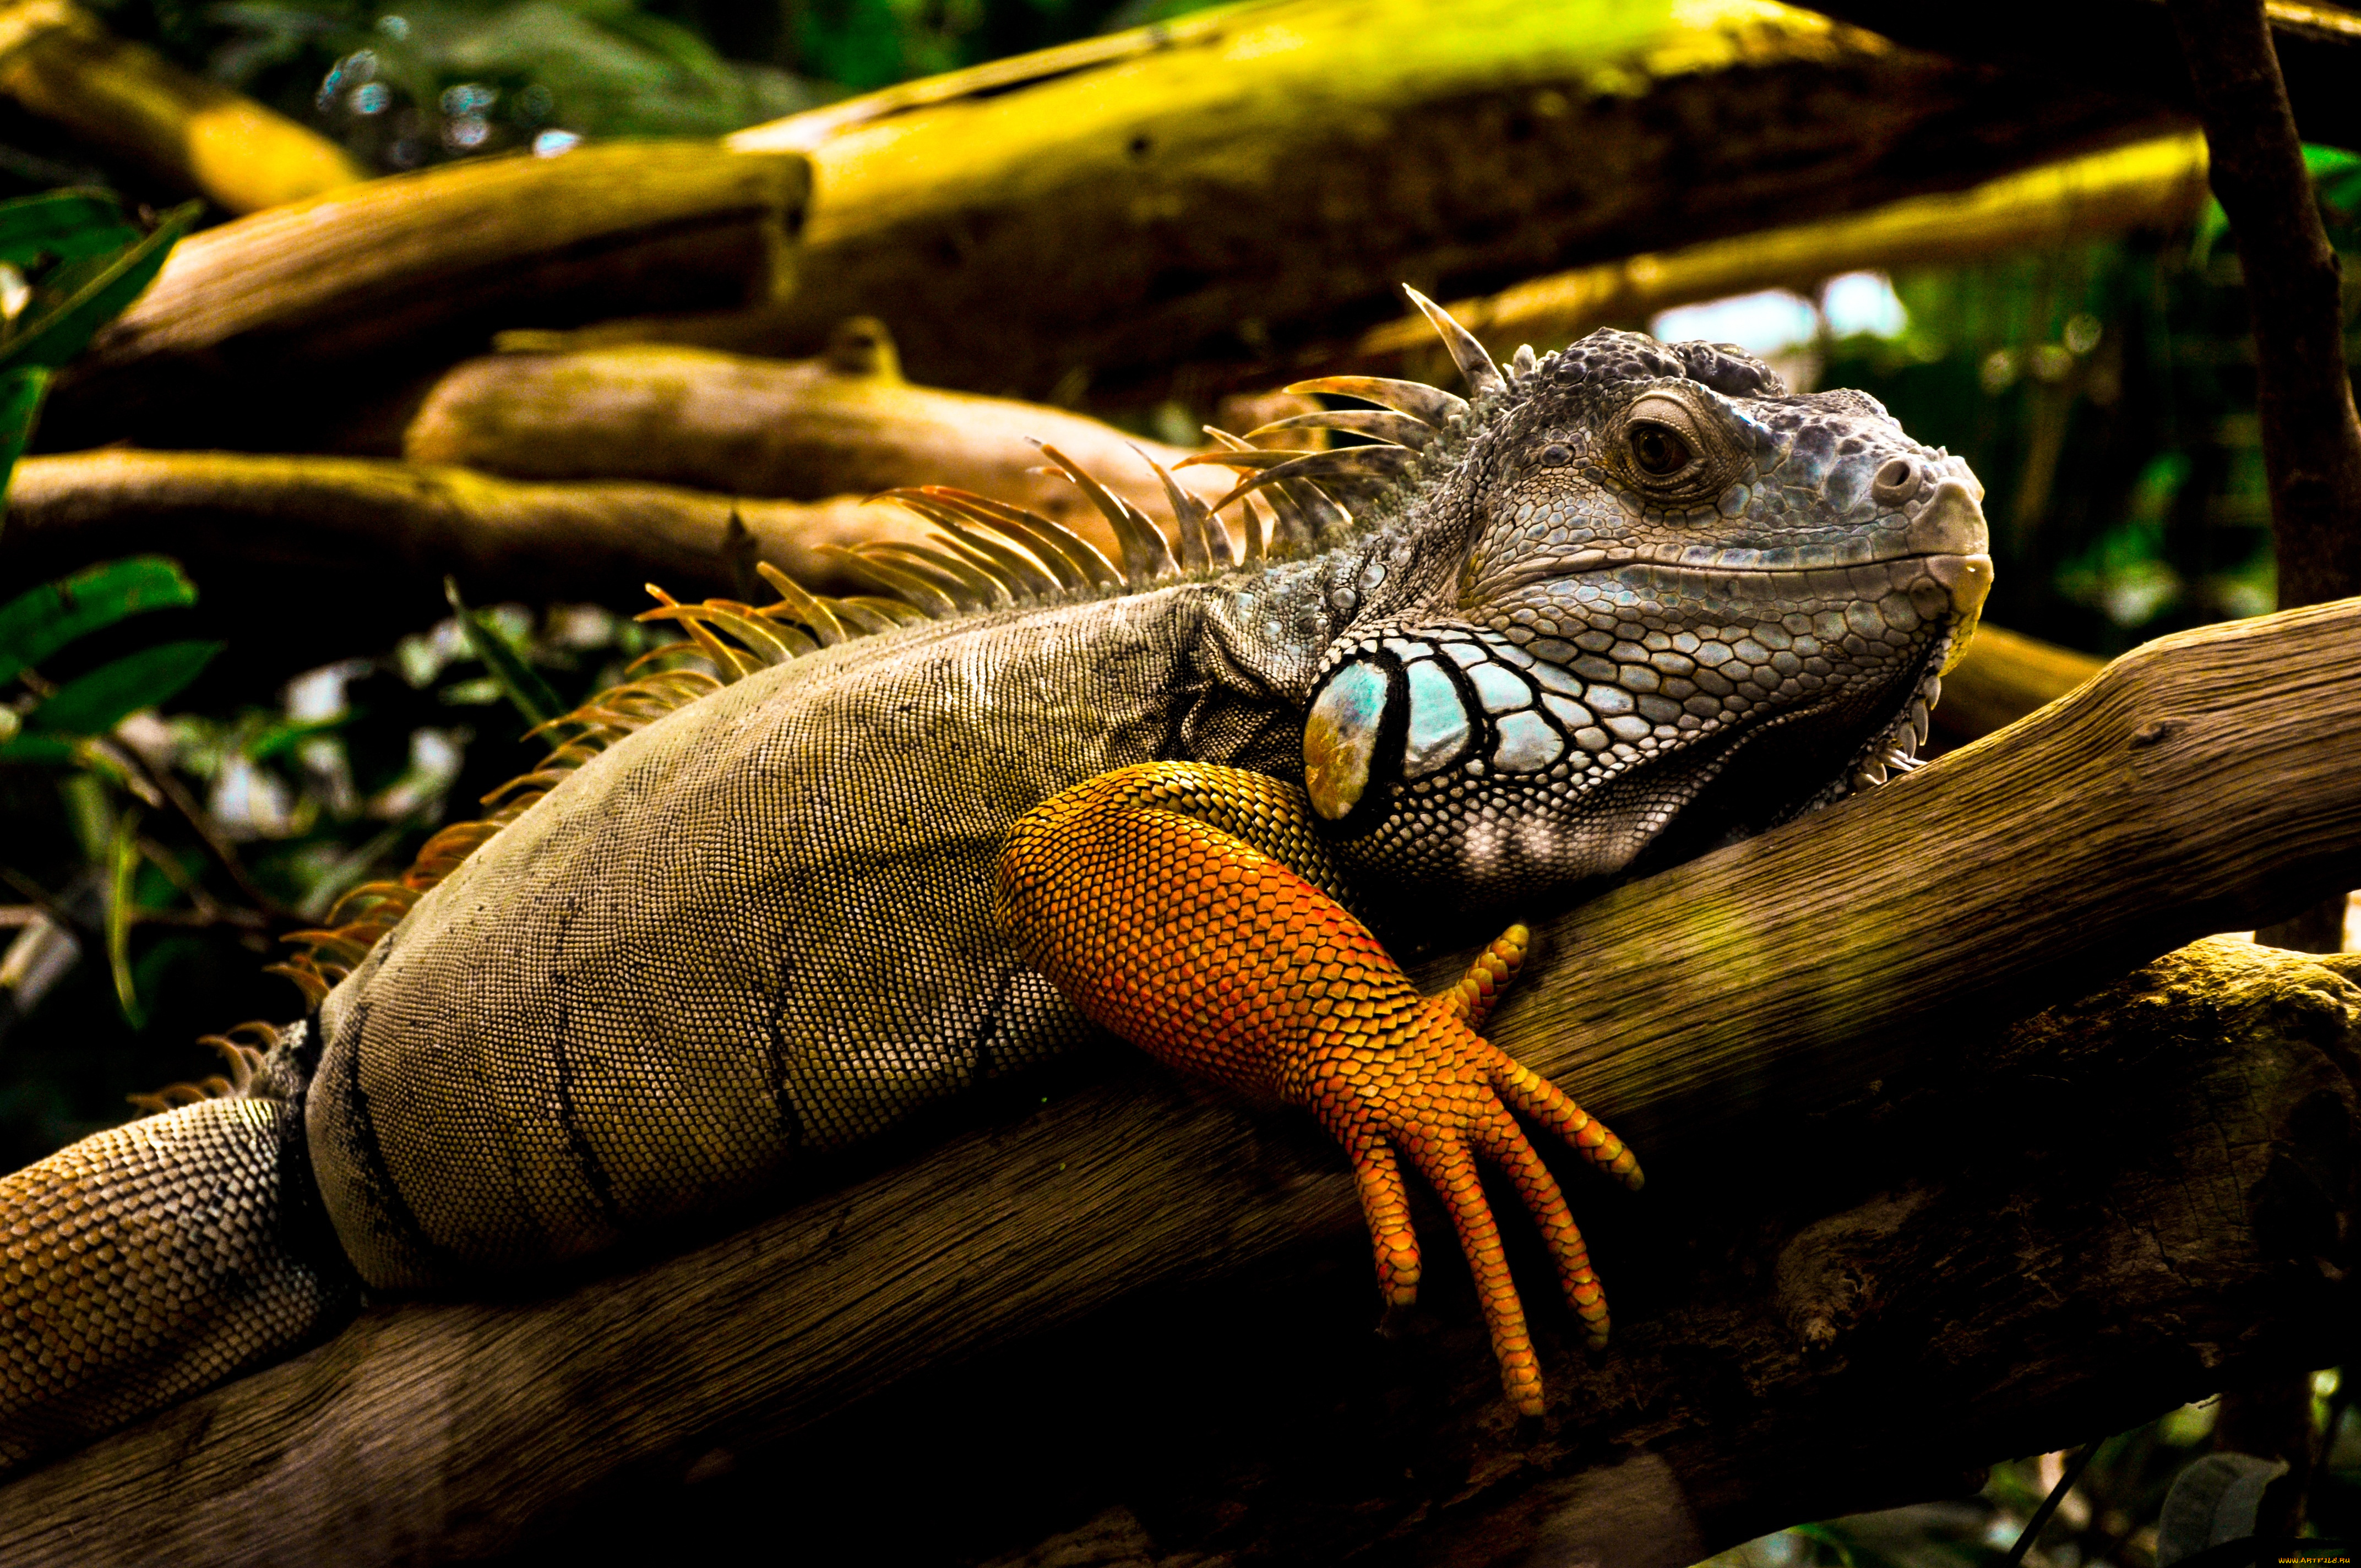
[0,0,364,213]
[0,447,1234,672]
[538,935,2351,1568]
[37,143,810,455]
[0,593,2353,1562]
[541,0,2180,405]
[1334,132,2213,378]
[401,326,1235,540]
[0,451,935,671]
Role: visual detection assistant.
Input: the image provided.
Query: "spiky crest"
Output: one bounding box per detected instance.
[160,287,1489,1103]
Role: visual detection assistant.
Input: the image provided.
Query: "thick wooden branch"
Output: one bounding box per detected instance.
[0,449,943,595]
[0,419,1231,672]
[0,0,364,213]
[0,598,2353,1562]
[37,143,810,455]
[399,337,1234,542]
[0,451,941,669]
[541,0,2178,405]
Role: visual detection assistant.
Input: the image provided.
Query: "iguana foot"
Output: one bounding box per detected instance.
[997,763,1642,1417]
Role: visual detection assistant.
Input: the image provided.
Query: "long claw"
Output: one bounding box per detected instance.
[1475,1116,1609,1349]
[1401,1133,1543,1415]
[1342,1133,1421,1307]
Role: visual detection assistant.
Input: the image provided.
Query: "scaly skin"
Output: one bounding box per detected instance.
[997,763,1641,1414]
[0,311,1991,1462]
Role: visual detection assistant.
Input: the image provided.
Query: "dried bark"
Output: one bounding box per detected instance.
[0,596,2354,1564]
[546,0,2178,405]
[36,142,810,455]
[401,330,1234,540]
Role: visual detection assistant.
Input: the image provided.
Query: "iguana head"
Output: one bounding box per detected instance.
[1286,300,1991,906]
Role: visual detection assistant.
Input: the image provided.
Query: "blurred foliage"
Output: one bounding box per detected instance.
[1710,1370,2358,1564]
[112,0,828,168]
[19,0,1231,188]
[0,581,668,1166]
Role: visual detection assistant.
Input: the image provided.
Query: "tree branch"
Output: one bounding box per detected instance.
[0,0,364,213]
[38,141,810,455]
[399,336,1233,542]
[0,450,940,650]
[2167,0,2361,610]
[0,596,2353,1562]
[564,0,2182,406]
[2167,0,2361,951]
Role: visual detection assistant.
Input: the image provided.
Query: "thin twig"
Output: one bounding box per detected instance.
[2005,1443,2098,1568]
[88,739,298,924]
[0,865,93,944]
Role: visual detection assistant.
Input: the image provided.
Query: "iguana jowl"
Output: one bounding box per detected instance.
[0,293,1990,1460]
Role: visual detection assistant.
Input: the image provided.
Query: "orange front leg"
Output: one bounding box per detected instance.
[994,763,1642,1416]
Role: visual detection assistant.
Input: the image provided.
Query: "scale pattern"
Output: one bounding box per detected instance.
[0,1097,350,1464]
[306,586,1312,1288]
[997,763,1642,1415]
[0,302,1992,1456]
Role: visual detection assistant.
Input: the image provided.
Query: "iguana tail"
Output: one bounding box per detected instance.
[0,1080,355,1466]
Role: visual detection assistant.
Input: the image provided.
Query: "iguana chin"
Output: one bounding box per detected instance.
[0,291,1989,1462]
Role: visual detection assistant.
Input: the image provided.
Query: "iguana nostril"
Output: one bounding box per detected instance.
[1870,458,1918,506]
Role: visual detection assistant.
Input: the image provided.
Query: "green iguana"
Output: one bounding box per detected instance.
[0,292,1989,1463]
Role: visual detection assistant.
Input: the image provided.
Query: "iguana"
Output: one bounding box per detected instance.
[0,292,1989,1464]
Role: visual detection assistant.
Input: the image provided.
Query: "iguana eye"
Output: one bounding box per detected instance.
[1629,422,1690,477]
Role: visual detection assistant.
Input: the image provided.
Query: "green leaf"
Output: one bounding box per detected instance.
[2307,141,2361,220]
[0,200,200,372]
[22,640,222,737]
[0,189,139,268]
[444,577,563,732]
[105,805,143,1028]
[2156,1451,2287,1564]
[0,729,69,764]
[0,362,48,508]
[245,710,358,764]
[0,557,197,686]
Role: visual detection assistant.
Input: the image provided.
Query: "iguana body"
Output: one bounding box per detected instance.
[0,298,1990,1462]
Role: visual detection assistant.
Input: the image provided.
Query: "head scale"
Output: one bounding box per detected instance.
[1298,303,1993,909]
